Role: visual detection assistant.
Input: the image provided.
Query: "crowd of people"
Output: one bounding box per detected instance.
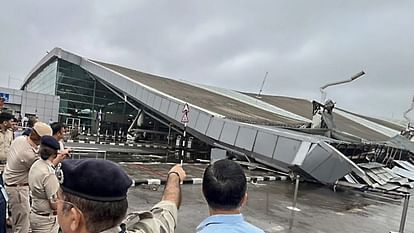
[0,111,264,233]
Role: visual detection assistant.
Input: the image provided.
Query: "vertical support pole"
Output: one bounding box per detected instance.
[287,174,301,212]
[97,109,102,143]
[91,77,96,132]
[167,124,172,147]
[181,123,186,165]
[166,124,172,163]
[399,194,410,233]
[180,103,189,165]
[292,175,300,209]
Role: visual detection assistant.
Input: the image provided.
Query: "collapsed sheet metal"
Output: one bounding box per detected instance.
[388,177,411,187]
[344,174,359,183]
[387,135,414,154]
[366,170,387,186]
[336,180,367,189]
[293,141,365,184]
[394,160,414,171]
[355,163,413,192]
[392,166,414,181]
[253,138,365,184]
[397,187,410,193]
[358,162,385,169]
[376,183,400,191]
[360,174,375,186]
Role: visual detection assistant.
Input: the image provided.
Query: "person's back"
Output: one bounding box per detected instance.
[4,136,35,185]
[197,214,263,233]
[22,116,38,136]
[196,159,264,233]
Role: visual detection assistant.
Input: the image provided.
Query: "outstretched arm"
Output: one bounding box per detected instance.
[125,165,187,233]
[162,165,186,209]
[52,148,71,167]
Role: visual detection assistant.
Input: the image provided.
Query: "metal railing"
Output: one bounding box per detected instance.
[69,147,107,160]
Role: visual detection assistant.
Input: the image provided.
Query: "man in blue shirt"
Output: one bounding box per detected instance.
[196,159,264,233]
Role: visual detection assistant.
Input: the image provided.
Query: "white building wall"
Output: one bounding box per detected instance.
[0,86,59,123]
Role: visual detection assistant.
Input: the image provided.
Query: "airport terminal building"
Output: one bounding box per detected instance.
[22,57,137,133]
[21,47,411,184]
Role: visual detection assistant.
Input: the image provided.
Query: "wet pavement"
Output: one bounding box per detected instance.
[5,158,412,232]
[101,162,414,232]
[127,174,413,233]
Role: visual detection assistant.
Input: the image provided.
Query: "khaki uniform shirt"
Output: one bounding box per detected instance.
[28,159,59,215]
[100,200,178,233]
[0,128,13,163]
[3,136,38,185]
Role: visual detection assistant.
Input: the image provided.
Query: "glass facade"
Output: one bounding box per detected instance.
[25,59,137,134]
[26,60,57,95]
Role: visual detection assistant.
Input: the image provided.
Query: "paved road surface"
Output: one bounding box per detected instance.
[5,163,413,232]
[128,181,413,233]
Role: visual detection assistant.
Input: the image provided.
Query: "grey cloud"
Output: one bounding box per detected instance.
[0,0,413,120]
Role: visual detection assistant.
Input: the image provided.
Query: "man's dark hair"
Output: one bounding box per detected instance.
[22,128,32,136]
[50,122,66,135]
[202,159,247,210]
[62,192,128,233]
[12,117,18,122]
[0,112,13,124]
[39,145,57,160]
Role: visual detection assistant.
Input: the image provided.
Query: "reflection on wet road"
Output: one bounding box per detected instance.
[127,181,413,233]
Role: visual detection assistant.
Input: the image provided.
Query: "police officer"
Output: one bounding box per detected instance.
[54,159,186,233]
[0,112,13,164]
[28,136,61,233]
[0,112,14,232]
[3,122,52,233]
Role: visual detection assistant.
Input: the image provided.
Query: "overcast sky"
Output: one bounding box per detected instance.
[0,1,413,121]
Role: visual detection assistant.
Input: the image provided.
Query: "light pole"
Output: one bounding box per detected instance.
[403,95,414,124]
[320,71,365,103]
[256,71,268,98]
